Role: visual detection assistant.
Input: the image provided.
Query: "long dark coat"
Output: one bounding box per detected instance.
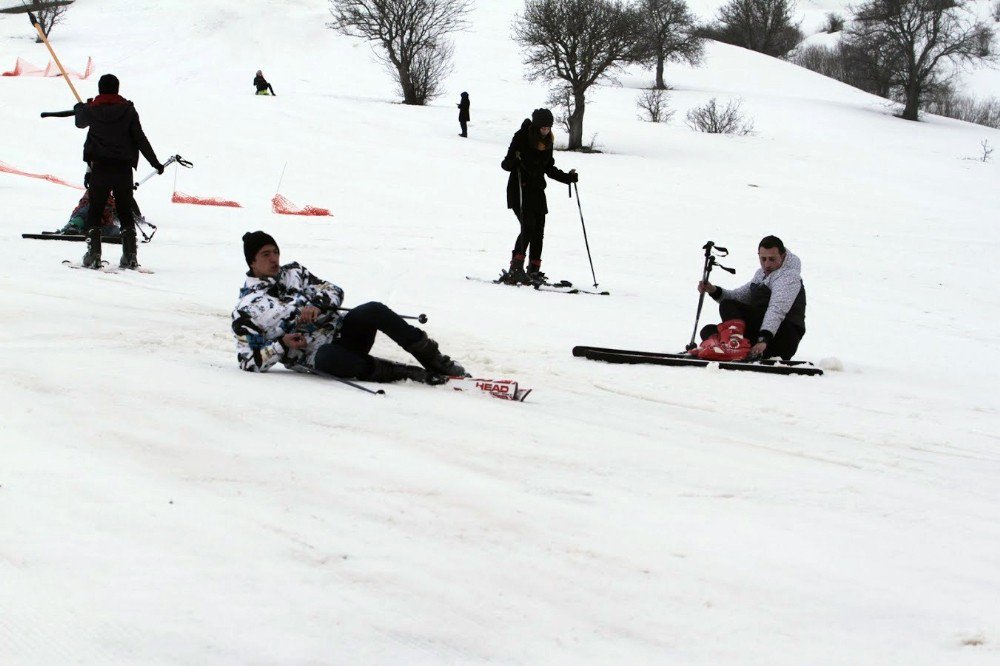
[500,119,573,215]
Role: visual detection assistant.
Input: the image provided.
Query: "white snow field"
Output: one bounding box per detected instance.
[2,1,999,664]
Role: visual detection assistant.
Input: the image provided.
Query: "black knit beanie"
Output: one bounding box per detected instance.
[243,231,278,266]
[531,108,554,128]
[98,74,119,95]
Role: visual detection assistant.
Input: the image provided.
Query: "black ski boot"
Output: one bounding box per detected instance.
[81,227,102,269]
[526,263,547,285]
[119,228,139,269]
[365,357,447,385]
[406,333,467,377]
[501,253,532,285]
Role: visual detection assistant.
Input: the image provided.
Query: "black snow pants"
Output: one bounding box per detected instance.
[313,302,423,378]
[511,206,546,265]
[85,161,136,235]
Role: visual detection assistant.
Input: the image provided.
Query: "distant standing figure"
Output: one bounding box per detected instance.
[254,70,276,96]
[457,92,470,137]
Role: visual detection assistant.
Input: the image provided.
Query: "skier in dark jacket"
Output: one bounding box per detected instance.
[457,92,470,137]
[254,70,276,96]
[232,231,467,384]
[74,73,163,269]
[694,235,807,361]
[499,108,577,285]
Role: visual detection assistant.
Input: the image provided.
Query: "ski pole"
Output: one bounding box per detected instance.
[299,365,386,396]
[26,10,82,104]
[685,242,735,351]
[133,154,192,190]
[338,307,427,324]
[571,182,599,287]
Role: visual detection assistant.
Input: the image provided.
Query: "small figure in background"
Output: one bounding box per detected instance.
[254,70,276,96]
[457,91,470,137]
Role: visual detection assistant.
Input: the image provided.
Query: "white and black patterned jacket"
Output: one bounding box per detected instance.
[231,262,344,372]
[714,251,806,336]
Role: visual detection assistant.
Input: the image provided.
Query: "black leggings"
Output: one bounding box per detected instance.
[313,302,423,378]
[511,207,546,263]
[86,162,135,234]
[718,299,805,360]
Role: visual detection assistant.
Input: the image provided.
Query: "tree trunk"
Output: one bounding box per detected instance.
[397,64,418,105]
[655,56,666,90]
[901,83,921,121]
[567,91,586,150]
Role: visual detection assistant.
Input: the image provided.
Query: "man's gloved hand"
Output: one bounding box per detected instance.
[568,169,579,183]
[154,162,165,175]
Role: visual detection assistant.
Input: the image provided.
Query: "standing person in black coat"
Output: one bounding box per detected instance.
[74,73,163,269]
[457,92,470,137]
[499,108,577,285]
[254,70,276,96]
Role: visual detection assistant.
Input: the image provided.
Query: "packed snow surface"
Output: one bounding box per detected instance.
[2,1,999,664]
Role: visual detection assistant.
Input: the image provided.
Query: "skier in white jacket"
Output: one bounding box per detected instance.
[231,231,466,383]
[696,235,807,360]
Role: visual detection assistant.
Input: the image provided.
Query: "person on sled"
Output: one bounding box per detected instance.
[56,190,120,238]
[694,235,807,361]
[253,70,276,96]
[232,231,467,384]
[499,108,577,285]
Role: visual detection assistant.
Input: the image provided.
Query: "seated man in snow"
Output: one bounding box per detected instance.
[231,231,466,384]
[694,235,807,361]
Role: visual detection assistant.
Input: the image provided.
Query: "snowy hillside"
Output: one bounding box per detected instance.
[2,1,1000,664]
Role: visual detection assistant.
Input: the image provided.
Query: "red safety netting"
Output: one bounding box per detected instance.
[171,191,242,208]
[271,194,332,217]
[0,160,83,190]
[2,56,94,79]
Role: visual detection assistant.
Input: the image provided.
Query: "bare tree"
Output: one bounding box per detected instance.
[28,1,70,42]
[711,0,803,57]
[993,1,1000,22]
[637,87,675,121]
[844,0,996,121]
[514,0,644,150]
[328,0,471,105]
[685,97,754,134]
[636,0,703,89]
[822,12,845,33]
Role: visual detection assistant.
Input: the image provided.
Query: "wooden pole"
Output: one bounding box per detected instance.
[27,11,82,104]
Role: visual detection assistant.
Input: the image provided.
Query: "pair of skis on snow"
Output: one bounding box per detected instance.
[465,273,610,296]
[62,259,154,274]
[572,345,824,376]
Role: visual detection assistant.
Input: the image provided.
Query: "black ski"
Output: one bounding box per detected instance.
[572,345,823,376]
[24,233,123,244]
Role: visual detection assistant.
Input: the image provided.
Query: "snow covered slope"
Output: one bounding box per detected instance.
[2,1,999,664]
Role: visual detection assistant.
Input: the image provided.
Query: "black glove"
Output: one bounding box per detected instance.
[569,170,579,183]
[155,163,165,175]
